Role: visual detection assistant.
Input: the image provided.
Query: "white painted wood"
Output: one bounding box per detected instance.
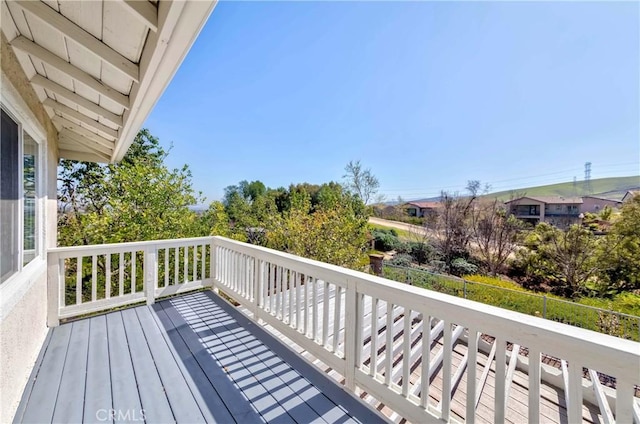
[30,75,123,126]
[632,398,640,424]
[440,321,453,421]
[54,116,116,147]
[121,0,158,32]
[105,254,111,299]
[344,281,357,390]
[589,369,613,424]
[119,252,124,297]
[504,344,520,401]
[58,132,112,160]
[466,328,478,424]
[528,347,541,423]
[43,98,118,139]
[1,1,20,40]
[144,247,157,305]
[57,149,108,163]
[10,36,130,108]
[59,292,145,319]
[616,374,638,423]
[567,360,583,424]
[16,0,139,81]
[494,338,506,424]
[46,256,61,327]
[57,0,102,39]
[131,251,136,294]
[91,255,97,301]
[76,256,82,305]
[47,235,640,424]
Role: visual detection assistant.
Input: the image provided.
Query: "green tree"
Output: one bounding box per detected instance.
[58,129,203,246]
[597,196,640,293]
[343,160,380,205]
[470,198,525,275]
[266,185,369,269]
[516,223,599,297]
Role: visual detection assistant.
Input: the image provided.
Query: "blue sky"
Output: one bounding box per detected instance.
[144,1,640,202]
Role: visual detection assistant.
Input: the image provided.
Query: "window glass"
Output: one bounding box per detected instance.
[23,133,38,265]
[1,109,20,283]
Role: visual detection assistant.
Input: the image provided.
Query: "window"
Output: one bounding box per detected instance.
[1,108,40,284]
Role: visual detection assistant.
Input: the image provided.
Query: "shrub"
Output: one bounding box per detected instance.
[371,228,400,252]
[408,242,433,265]
[389,254,413,267]
[450,257,478,276]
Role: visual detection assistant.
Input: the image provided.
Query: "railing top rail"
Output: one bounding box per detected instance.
[49,236,215,256]
[213,236,640,379]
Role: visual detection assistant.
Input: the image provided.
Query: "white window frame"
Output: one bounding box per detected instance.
[0,74,47,320]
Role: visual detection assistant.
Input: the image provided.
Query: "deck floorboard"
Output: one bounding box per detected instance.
[16,291,386,424]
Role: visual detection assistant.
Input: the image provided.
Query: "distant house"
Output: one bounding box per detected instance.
[622,190,639,203]
[580,196,622,214]
[403,201,440,218]
[505,196,583,228]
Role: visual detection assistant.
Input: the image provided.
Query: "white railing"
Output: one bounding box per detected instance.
[211,236,640,424]
[47,236,640,423]
[47,237,214,324]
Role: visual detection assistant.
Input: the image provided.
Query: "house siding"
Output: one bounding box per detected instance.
[1,32,58,423]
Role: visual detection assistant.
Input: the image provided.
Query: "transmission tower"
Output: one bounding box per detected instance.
[584,162,592,195]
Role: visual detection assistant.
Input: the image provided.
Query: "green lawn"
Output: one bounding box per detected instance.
[368,222,412,240]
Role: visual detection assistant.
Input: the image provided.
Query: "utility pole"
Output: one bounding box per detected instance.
[584,162,592,195]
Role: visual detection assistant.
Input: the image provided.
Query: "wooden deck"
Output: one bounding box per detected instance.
[14,291,386,424]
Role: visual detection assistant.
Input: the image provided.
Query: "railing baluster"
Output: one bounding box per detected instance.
[322,281,329,347]
[105,254,111,299]
[333,285,342,354]
[528,347,541,424]
[295,272,302,331]
[200,245,205,281]
[288,270,294,327]
[174,247,179,286]
[441,321,452,421]
[420,315,431,408]
[277,266,283,319]
[91,255,97,301]
[164,248,169,288]
[370,297,378,377]
[192,245,197,282]
[312,278,318,341]
[615,376,634,424]
[385,301,393,387]
[466,327,478,424]
[183,245,188,283]
[494,337,506,424]
[131,251,136,293]
[402,307,412,397]
[567,360,583,424]
[119,252,124,296]
[76,256,82,304]
[303,275,309,334]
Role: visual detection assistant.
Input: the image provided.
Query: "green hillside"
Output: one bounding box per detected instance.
[486,175,640,201]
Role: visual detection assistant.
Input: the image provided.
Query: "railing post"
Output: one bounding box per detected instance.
[252,257,260,320]
[46,254,61,327]
[344,278,358,391]
[463,279,467,299]
[543,295,547,319]
[144,246,157,305]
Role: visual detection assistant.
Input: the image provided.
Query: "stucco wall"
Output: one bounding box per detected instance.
[580,197,621,214]
[0,265,48,423]
[1,32,58,423]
